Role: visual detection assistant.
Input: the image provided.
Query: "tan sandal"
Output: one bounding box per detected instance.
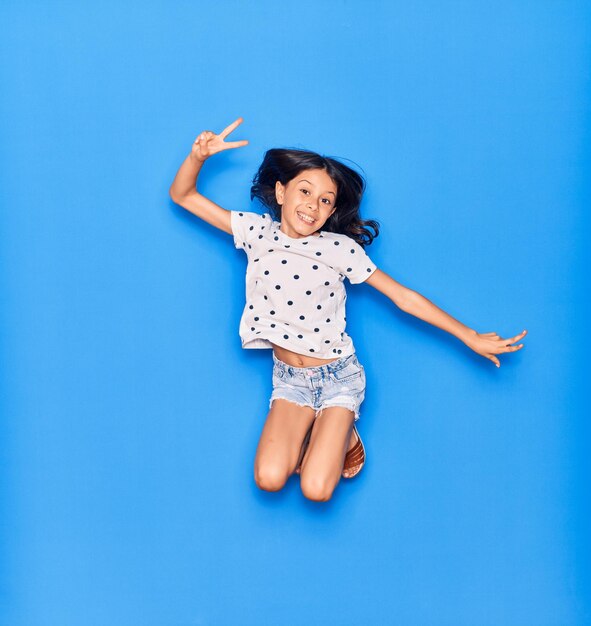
[342,424,365,479]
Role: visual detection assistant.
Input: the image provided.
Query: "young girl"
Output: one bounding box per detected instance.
[169,117,527,502]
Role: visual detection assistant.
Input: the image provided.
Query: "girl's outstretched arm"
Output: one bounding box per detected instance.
[169,117,248,235]
[365,269,527,368]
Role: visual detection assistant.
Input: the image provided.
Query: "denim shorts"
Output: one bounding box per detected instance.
[269,352,366,421]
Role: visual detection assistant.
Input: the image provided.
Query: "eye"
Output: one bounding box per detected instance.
[300,189,332,205]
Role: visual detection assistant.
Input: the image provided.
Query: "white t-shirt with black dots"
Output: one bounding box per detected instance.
[230,210,378,359]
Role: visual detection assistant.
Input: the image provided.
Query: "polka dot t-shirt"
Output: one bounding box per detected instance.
[230,210,378,359]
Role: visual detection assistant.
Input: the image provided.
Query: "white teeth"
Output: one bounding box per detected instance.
[297,211,315,224]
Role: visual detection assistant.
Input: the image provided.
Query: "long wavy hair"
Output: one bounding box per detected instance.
[250,148,380,248]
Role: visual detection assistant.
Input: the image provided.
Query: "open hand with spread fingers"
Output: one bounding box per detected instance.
[191,116,249,162]
[464,329,528,368]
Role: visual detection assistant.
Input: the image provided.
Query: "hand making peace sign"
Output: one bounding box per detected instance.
[191,117,249,162]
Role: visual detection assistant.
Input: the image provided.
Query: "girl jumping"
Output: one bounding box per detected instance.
[169,117,527,502]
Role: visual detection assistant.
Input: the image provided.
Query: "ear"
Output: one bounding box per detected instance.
[329,206,337,218]
[275,181,285,205]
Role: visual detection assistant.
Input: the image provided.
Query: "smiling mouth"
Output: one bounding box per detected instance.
[296,211,316,224]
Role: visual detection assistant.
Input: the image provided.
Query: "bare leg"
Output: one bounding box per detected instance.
[254,399,316,492]
[299,406,356,502]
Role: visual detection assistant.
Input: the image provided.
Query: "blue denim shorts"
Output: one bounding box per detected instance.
[269,352,367,421]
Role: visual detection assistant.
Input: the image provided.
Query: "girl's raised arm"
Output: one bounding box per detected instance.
[169,117,249,235]
[365,268,527,368]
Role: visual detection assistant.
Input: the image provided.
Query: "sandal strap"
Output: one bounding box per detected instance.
[345,451,364,468]
[344,439,365,468]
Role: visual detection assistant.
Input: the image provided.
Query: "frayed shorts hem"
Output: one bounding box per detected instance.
[269,394,361,422]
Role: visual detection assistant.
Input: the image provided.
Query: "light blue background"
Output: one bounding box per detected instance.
[1,2,589,625]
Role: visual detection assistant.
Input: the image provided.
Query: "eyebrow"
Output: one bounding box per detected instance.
[298,178,336,197]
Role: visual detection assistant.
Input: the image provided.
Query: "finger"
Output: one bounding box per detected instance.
[499,333,525,347]
[482,332,498,337]
[500,343,524,352]
[196,135,207,156]
[221,139,249,149]
[219,117,244,140]
[489,355,500,368]
[497,329,527,345]
[509,329,528,343]
[496,341,525,353]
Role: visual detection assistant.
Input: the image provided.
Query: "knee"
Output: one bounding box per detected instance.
[300,476,335,502]
[254,464,289,492]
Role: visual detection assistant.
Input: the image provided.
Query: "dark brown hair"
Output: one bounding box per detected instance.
[250,148,380,247]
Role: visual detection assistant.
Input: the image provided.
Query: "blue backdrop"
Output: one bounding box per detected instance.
[1,1,589,625]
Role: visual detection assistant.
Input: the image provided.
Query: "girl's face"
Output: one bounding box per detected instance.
[275,168,337,238]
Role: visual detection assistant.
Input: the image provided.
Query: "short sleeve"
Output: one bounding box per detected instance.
[338,237,378,284]
[230,210,271,252]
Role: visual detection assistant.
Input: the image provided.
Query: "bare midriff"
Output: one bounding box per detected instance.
[271,342,340,367]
